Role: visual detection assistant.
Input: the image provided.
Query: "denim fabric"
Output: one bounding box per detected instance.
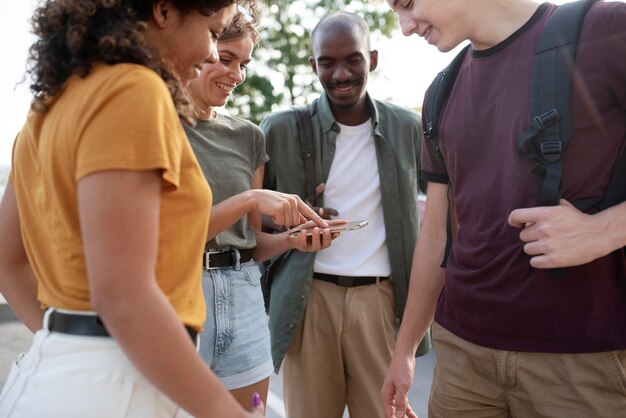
[199,261,273,389]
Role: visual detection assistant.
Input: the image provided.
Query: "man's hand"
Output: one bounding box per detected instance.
[381,354,418,418]
[508,199,611,268]
[308,183,338,220]
[286,219,345,252]
[311,206,339,220]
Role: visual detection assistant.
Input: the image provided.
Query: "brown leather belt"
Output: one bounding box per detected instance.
[203,248,253,270]
[313,272,387,287]
[47,310,198,345]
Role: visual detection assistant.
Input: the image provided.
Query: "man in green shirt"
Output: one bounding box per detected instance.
[261,11,429,418]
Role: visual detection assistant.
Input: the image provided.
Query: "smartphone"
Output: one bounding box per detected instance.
[289,220,369,237]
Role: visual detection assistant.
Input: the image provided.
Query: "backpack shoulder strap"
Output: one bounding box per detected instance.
[422,44,470,268]
[423,44,470,158]
[293,105,317,205]
[517,0,598,206]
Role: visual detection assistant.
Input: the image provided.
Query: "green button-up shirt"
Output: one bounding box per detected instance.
[261,92,430,372]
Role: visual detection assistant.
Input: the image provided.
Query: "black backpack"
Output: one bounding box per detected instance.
[423,0,626,266]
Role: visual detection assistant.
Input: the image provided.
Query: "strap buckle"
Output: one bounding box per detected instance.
[540,140,562,163]
[533,109,560,130]
[425,121,436,142]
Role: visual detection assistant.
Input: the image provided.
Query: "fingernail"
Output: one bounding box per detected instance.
[395,412,405,418]
[252,392,261,407]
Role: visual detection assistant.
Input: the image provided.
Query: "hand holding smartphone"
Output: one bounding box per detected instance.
[288,220,368,237]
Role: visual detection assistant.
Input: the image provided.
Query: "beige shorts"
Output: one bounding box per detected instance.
[430,322,626,418]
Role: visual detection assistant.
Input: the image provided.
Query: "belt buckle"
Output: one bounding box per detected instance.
[204,248,238,270]
[204,249,225,270]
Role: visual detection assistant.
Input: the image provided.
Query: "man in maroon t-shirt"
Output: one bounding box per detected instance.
[383,1,626,417]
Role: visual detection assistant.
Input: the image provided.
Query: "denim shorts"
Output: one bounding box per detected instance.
[199,260,273,389]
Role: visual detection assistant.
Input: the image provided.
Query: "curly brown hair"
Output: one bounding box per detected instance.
[28,0,237,118]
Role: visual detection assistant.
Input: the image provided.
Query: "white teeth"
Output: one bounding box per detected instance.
[425,26,433,41]
[215,82,234,94]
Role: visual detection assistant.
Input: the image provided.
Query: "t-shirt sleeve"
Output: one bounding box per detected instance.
[253,124,269,170]
[75,68,183,189]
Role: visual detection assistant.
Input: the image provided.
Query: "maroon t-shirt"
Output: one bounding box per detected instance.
[422,2,626,353]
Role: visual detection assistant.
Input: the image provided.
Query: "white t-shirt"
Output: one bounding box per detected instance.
[313,120,391,277]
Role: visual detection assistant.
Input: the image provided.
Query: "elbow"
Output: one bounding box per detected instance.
[89,281,118,320]
[89,275,141,322]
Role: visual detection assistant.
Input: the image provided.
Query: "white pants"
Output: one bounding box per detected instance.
[0,310,191,418]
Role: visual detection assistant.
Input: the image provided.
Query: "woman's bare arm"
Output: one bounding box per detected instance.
[0,183,44,331]
[78,169,250,418]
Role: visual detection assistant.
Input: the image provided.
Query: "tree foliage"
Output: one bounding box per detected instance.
[229,0,397,124]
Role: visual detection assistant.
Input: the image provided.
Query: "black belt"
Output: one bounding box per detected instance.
[313,272,387,287]
[47,310,198,345]
[203,248,253,270]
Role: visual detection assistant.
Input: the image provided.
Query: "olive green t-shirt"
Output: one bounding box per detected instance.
[184,113,268,250]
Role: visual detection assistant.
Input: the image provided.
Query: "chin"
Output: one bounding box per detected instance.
[333,93,367,110]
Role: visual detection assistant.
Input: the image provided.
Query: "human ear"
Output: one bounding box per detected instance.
[369,50,379,72]
[152,1,171,28]
[308,56,318,75]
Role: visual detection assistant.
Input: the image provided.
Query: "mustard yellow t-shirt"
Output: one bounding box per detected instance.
[9,64,211,330]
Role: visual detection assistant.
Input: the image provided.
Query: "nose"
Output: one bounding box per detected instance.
[333,63,352,81]
[230,67,245,85]
[399,14,418,37]
[206,44,219,64]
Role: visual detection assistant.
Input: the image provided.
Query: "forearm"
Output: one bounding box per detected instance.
[394,181,450,358]
[207,191,255,241]
[394,232,446,358]
[0,183,44,331]
[594,200,626,255]
[95,282,247,418]
[252,231,292,262]
[0,264,43,332]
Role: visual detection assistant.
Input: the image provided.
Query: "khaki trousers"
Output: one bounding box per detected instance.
[430,322,626,418]
[282,278,396,418]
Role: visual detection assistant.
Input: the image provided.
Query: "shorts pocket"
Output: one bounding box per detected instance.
[610,350,626,394]
[0,352,27,408]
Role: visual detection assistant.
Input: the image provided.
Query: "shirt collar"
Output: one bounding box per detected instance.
[316,91,381,134]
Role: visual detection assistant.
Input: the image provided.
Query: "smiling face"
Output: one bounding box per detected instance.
[149,2,237,84]
[309,18,377,125]
[387,0,467,52]
[187,34,254,115]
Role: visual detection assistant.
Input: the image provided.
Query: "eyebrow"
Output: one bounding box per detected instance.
[219,50,251,63]
[316,52,365,61]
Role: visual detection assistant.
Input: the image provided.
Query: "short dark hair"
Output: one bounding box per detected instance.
[311,11,371,52]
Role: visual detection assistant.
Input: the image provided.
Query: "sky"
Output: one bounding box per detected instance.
[0,0,613,166]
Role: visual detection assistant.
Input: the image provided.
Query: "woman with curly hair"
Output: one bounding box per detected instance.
[0,0,306,416]
[184,6,335,411]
